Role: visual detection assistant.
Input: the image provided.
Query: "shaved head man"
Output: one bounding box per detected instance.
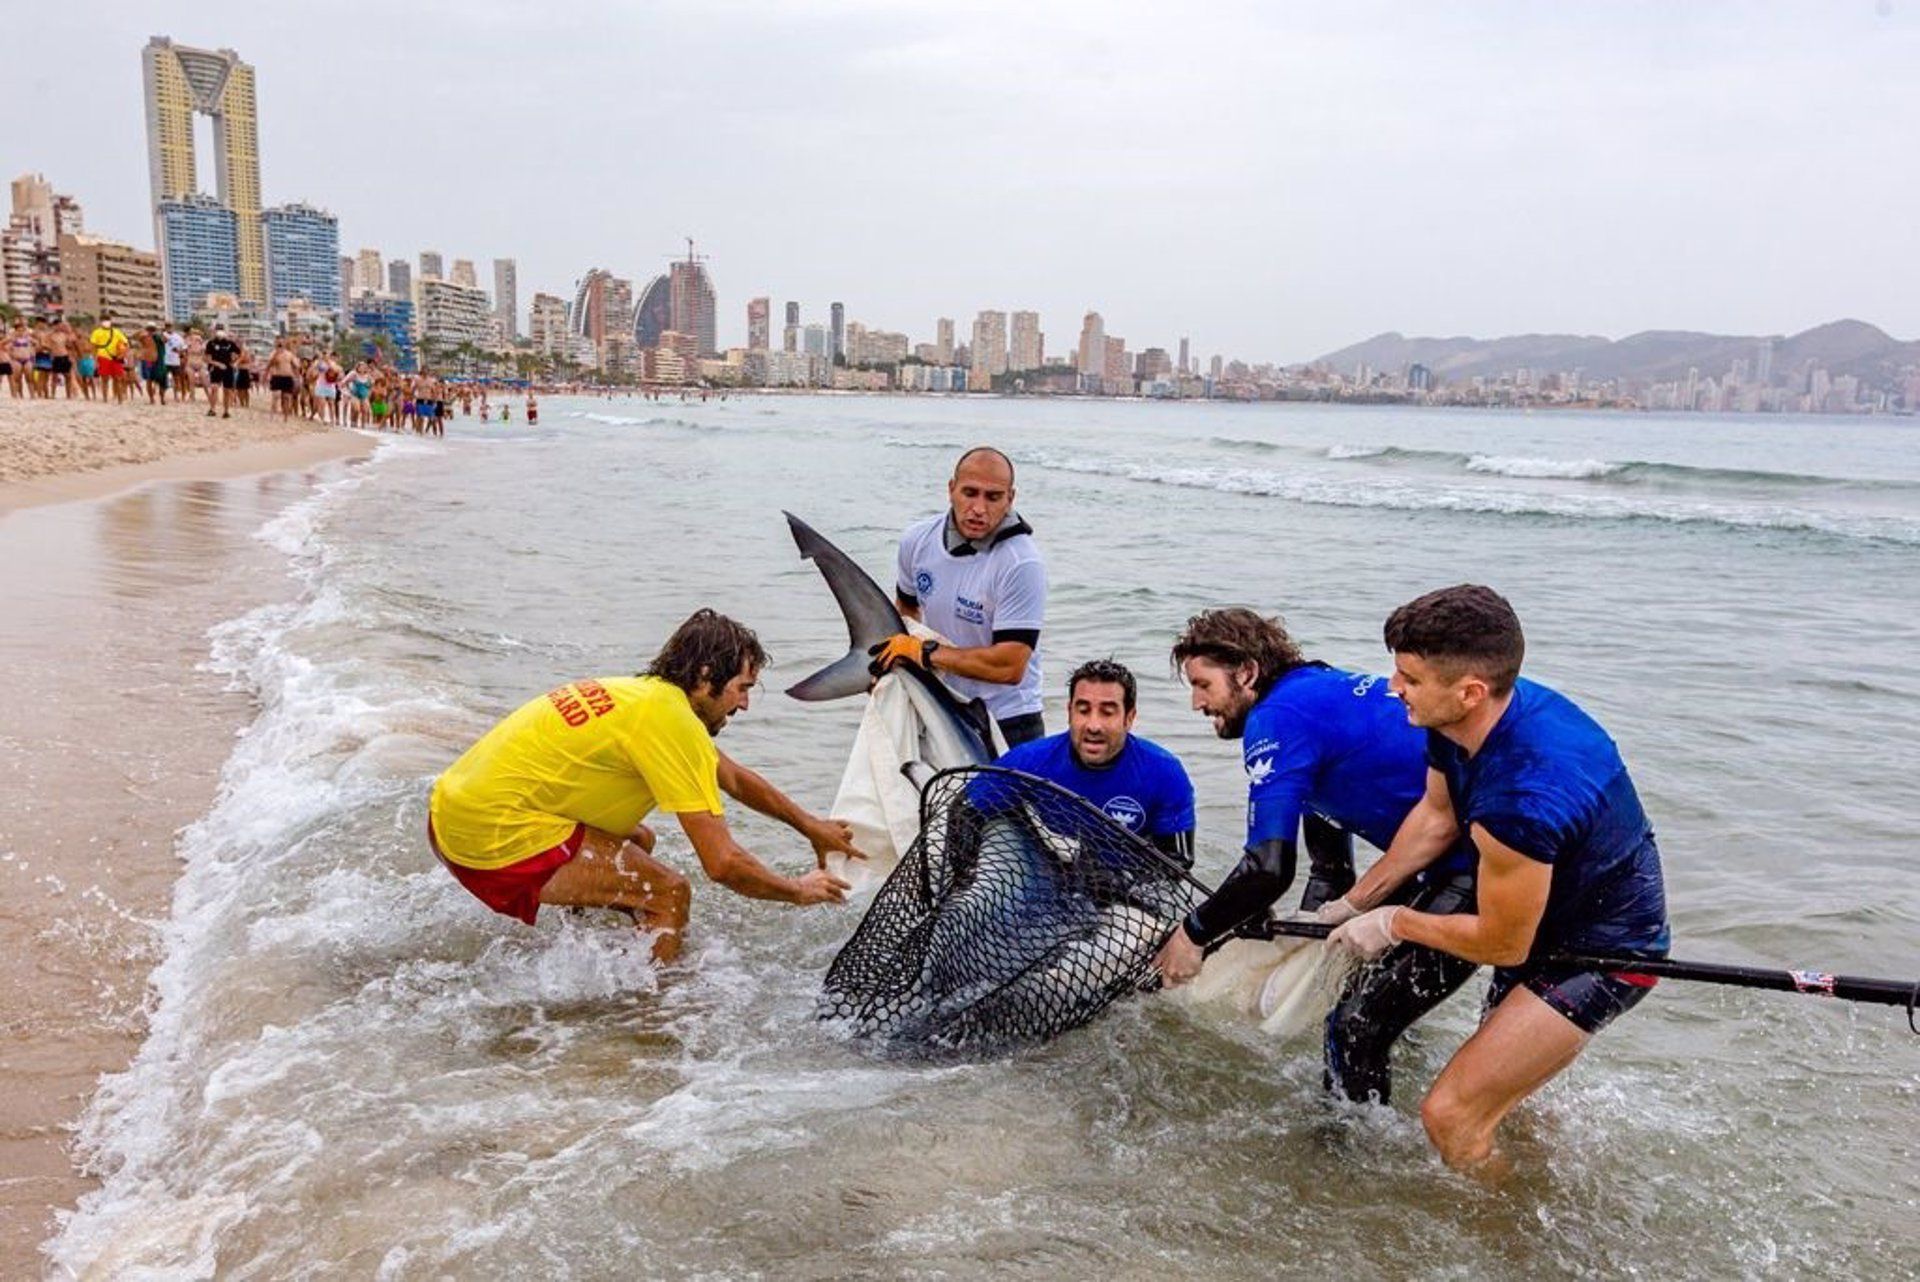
[874,445,1050,747]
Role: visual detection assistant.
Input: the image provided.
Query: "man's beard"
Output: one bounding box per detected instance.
[1211,687,1256,739]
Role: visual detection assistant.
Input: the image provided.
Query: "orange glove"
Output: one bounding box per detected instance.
[868,633,933,676]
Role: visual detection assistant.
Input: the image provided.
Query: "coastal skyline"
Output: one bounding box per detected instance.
[5,2,1918,364]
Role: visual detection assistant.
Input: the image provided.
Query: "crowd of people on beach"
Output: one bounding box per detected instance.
[3,312,538,436]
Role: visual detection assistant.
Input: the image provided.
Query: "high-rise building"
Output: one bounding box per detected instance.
[416,277,489,354]
[605,276,634,342]
[143,38,264,305]
[419,250,444,280]
[1009,310,1042,372]
[935,317,954,365]
[783,300,799,353]
[156,195,238,321]
[0,226,37,315]
[830,301,845,362]
[492,258,517,339]
[1077,312,1106,377]
[1209,354,1223,381]
[803,323,827,357]
[746,297,770,350]
[1135,347,1172,380]
[353,247,383,295]
[262,202,340,315]
[450,258,477,289]
[669,252,716,356]
[572,269,612,345]
[1754,338,1774,387]
[386,258,411,298]
[8,173,84,317]
[58,233,164,327]
[350,293,417,370]
[528,292,569,357]
[1104,336,1129,392]
[1177,335,1190,375]
[633,274,672,349]
[972,310,1008,377]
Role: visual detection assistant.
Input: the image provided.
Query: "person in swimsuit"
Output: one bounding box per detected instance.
[4,318,31,398]
[266,338,299,419]
[48,321,77,397]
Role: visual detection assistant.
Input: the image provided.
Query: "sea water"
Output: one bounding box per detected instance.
[48,398,1920,1279]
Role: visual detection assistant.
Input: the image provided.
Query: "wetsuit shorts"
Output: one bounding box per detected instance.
[1485,962,1657,1035]
[427,816,584,925]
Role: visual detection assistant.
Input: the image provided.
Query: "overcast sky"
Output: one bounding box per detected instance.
[7,1,1916,360]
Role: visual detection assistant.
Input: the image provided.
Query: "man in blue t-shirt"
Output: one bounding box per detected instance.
[1329,584,1669,1172]
[994,658,1195,865]
[1150,608,1482,1105]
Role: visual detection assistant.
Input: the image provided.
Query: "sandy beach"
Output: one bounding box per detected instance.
[0,397,372,1274]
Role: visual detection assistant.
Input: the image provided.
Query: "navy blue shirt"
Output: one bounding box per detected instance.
[995,731,1195,840]
[1429,678,1669,958]
[1243,665,1467,870]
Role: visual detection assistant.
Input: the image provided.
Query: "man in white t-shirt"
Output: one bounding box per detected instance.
[163,326,187,399]
[877,446,1049,746]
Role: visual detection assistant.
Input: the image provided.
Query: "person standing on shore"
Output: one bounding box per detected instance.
[90,315,130,404]
[204,325,238,419]
[1327,585,1670,1172]
[875,447,1049,748]
[164,325,186,400]
[428,609,861,961]
[4,317,30,398]
[136,327,167,405]
[265,338,298,420]
[48,321,77,398]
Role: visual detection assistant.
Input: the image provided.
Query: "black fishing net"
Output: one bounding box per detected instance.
[820,766,1201,1053]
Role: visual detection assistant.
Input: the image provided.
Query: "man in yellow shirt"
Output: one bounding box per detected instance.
[89,315,132,404]
[430,609,860,960]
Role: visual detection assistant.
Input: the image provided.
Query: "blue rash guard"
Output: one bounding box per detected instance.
[1429,678,1669,960]
[1242,665,1441,857]
[1185,664,1461,946]
[995,732,1196,857]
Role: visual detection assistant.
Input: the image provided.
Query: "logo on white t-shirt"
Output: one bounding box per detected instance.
[915,569,934,597]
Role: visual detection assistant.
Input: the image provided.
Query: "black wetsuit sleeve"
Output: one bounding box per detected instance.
[990,628,1039,648]
[1182,838,1297,946]
[896,589,920,610]
[1150,828,1194,871]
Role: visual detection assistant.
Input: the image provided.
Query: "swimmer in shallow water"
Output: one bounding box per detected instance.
[428,610,863,961]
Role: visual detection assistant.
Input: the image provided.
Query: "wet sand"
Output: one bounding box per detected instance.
[0,437,372,1275]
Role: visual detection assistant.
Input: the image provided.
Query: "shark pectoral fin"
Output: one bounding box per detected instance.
[786,651,876,702]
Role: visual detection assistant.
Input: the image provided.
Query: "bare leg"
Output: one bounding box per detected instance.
[1418,984,1589,1174]
[538,826,690,962]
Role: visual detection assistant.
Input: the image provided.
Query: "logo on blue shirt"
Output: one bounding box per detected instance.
[1102,795,1147,832]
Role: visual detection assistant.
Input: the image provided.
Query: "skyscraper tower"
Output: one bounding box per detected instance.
[419,250,444,280]
[784,300,800,353]
[492,258,518,338]
[142,37,264,308]
[667,240,717,356]
[935,318,954,365]
[830,301,845,363]
[1178,335,1190,375]
[747,297,770,350]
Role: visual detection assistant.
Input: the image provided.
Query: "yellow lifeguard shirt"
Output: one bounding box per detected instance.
[429,676,724,870]
[90,325,127,359]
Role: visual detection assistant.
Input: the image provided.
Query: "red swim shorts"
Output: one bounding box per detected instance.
[97,358,125,378]
[428,818,585,925]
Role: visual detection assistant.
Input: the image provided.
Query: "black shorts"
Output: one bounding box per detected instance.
[51,356,71,375]
[236,369,253,389]
[211,366,234,388]
[1485,962,1657,1035]
[269,374,295,394]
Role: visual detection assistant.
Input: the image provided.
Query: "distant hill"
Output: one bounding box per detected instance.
[1313,320,1920,388]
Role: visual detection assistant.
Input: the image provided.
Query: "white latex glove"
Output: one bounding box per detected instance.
[1312,895,1361,927]
[1329,905,1403,960]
